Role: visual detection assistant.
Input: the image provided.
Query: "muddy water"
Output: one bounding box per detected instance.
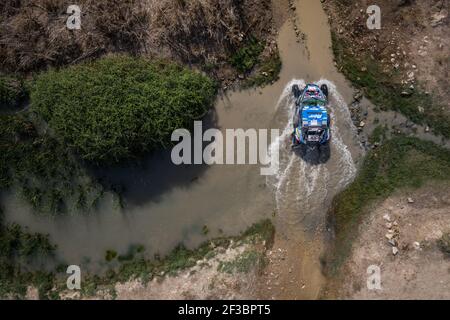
[254,0,365,299]
[3,0,363,283]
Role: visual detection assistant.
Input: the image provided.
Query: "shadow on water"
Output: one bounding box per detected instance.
[293,143,331,166]
[88,109,218,207]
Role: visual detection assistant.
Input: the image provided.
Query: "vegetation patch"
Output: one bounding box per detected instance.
[240,218,275,247]
[326,136,450,273]
[242,51,282,88]
[105,250,118,262]
[331,31,450,138]
[438,233,450,258]
[0,75,27,109]
[368,125,387,145]
[0,113,105,215]
[230,37,265,74]
[218,250,265,274]
[0,220,56,299]
[31,55,216,164]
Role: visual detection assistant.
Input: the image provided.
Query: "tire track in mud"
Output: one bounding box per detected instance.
[268,79,359,231]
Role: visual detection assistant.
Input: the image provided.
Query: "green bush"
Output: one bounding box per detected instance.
[31,55,216,163]
[243,51,282,88]
[230,37,265,73]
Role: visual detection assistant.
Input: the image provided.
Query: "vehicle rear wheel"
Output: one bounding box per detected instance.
[320,84,329,98]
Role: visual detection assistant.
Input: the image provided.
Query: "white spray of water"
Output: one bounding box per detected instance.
[317,79,358,186]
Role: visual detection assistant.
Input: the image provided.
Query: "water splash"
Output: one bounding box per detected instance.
[268,79,359,228]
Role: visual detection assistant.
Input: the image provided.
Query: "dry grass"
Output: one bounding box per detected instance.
[0,0,272,73]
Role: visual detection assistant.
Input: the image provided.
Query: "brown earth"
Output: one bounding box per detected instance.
[323,0,449,112]
[326,183,450,300]
[0,0,275,83]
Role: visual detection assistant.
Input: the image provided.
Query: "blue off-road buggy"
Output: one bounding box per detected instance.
[291,83,331,151]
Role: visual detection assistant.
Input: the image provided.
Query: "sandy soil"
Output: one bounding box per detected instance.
[335,183,450,299]
[257,234,325,300]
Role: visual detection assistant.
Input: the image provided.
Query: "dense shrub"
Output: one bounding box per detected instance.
[31,55,216,163]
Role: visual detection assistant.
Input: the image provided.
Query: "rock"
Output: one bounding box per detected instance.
[386,222,393,229]
[407,197,414,204]
[386,233,394,240]
[430,12,447,27]
[383,214,392,222]
[353,91,363,101]
[425,126,430,132]
[413,242,421,250]
[401,91,412,97]
[389,239,398,247]
[359,121,366,128]
[392,247,399,255]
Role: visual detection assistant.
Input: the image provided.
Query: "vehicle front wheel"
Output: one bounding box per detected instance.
[292,84,302,99]
[320,84,329,98]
